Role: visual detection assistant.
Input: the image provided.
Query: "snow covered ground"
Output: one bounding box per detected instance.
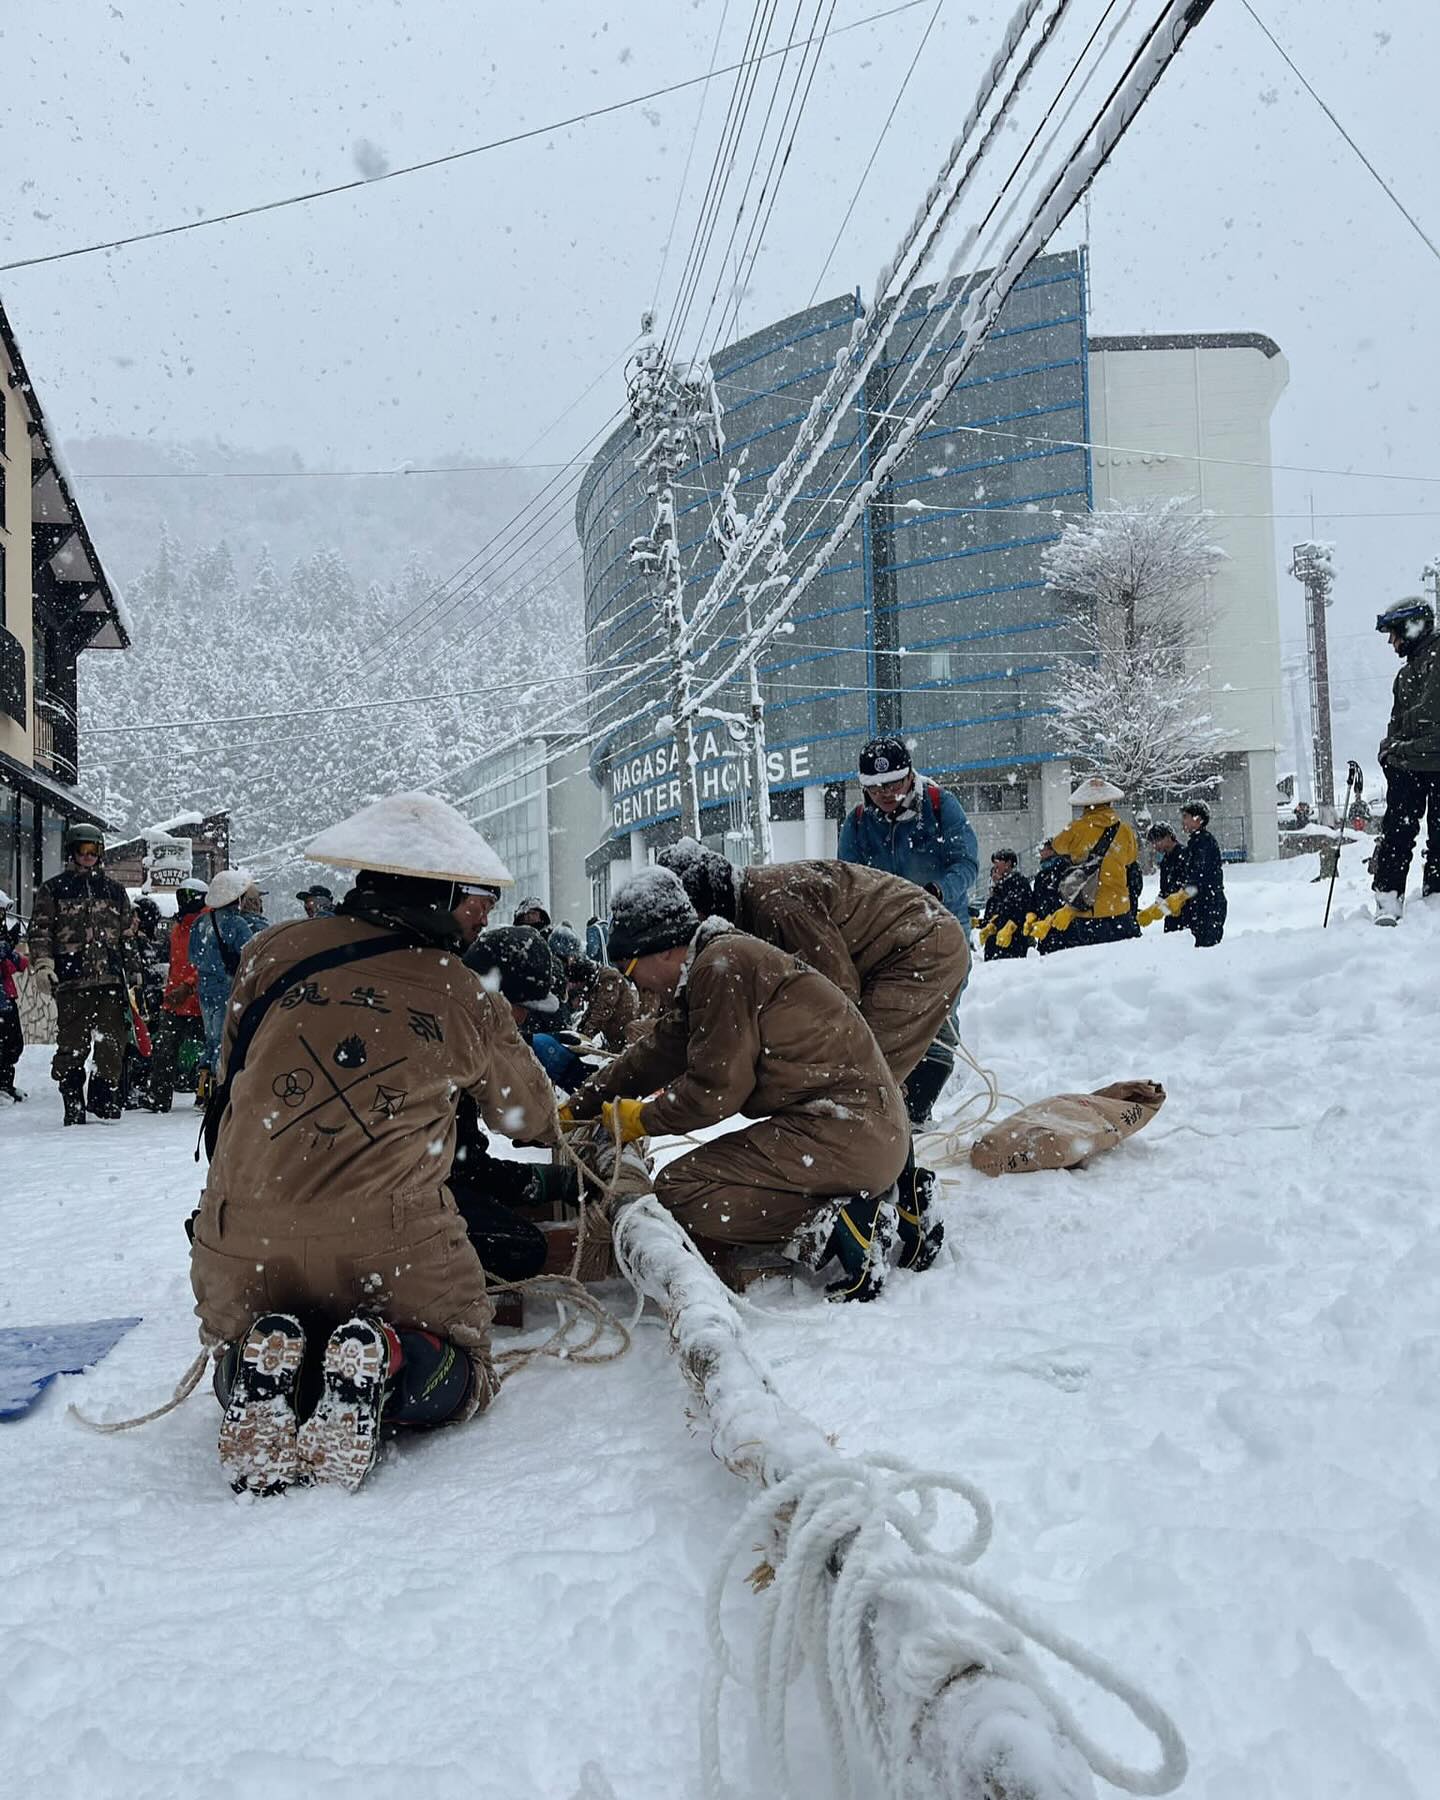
[3,855,1438,1799]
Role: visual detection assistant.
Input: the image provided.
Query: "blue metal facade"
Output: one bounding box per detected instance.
[576,249,1091,840]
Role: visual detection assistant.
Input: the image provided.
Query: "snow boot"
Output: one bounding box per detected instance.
[785,1200,845,1271]
[59,1070,88,1126]
[86,1074,122,1121]
[218,1313,308,1497]
[824,1186,900,1304]
[1374,890,1404,926]
[896,1163,945,1273]
[297,1316,401,1492]
[0,1075,25,1102]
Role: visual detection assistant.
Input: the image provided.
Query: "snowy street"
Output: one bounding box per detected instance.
[4,858,1438,1799]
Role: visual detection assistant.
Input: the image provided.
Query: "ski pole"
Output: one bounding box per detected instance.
[1322,761,1362,929]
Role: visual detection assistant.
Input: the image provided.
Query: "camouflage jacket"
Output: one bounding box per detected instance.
[29,866,134,988]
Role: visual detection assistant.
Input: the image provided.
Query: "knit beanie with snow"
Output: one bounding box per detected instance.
[655,837,739,923]
[607,867,700,965]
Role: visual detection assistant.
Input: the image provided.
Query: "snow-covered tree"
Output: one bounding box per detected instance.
[1042,497,1227,798]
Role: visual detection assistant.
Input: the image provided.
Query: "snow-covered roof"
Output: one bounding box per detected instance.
[145,812,205,836]
[306,791,515,886]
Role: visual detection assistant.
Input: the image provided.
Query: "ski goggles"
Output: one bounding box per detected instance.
[70,841,101,857]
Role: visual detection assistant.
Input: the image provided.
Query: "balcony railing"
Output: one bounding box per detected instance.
[34,696,78,781]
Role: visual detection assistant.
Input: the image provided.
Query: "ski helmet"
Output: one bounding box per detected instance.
[1375,597,1434,643]
[63,822,105,854]
[857,735,912,788]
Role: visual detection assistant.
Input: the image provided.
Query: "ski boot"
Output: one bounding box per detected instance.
[59,1069,88,1126]
[297,1316,400,1492]
[896,1164,946,1272]
[1373,890,1404,927]
[86,1074,122,1120]
[218,1313,308,1496]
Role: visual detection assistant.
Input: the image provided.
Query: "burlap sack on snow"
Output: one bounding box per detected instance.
[968,1080,1165,1177]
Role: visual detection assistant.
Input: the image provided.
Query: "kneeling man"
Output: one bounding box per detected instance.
[566,868,911,1301]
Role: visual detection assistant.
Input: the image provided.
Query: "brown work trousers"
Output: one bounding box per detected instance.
[858,913,970,1085]
[51,982,127,1085]
[655,1090,909,1247]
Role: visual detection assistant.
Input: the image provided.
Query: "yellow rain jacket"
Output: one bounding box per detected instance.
[1051,805,1139,920]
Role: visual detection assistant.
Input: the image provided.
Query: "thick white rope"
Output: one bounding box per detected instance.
[616,1199,1188,1800]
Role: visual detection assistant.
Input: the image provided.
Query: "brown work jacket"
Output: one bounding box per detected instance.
[572,921,904,1137]
[735,859,964,1001]
[190,912,557,1381]
[575,961,641,1048]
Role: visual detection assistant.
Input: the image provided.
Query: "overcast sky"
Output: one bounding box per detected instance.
[4,0,1438,765]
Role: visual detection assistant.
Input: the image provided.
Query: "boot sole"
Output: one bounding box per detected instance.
[297,1320,389,1493]
[219,1315,306,1497]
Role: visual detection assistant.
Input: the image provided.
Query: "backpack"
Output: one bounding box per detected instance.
[1056,822,1122,915]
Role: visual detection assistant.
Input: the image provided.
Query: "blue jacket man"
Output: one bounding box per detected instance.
[837,737,979,924]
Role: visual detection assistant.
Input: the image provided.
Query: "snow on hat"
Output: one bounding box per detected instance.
[207,867,261,909]
[513,895,551,924]
[305,792,513,888]
[463,926,561,1014]
[655,837,739,922]
[1070,775,1125,807]
[607,866,700,966]
[857,735,913,788]
[176,875,209,896]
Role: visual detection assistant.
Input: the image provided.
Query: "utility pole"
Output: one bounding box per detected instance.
[707,462,774,864]
[1290,540,1336,826]
[626,322,714,840]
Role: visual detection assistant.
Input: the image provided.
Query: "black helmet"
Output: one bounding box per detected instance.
[655,837,739,922]
[463,926,561,1015]
[1376,597,1434,644]
[134,897,163,927]
[857,735,912,788]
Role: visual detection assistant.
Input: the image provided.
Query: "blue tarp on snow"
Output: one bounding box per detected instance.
[0,1317,142,1420]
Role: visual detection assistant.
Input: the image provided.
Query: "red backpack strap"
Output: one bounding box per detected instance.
[853,803,865,828]
[928,782,943,824]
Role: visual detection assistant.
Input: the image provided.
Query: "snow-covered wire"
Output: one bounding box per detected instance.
[687,0,1212,719]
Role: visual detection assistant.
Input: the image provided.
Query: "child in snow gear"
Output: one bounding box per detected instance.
[191,791,553,1496]
[27,825,134,1124]
[979,851,1032,960]
[656,838,969,1265]
[1371,597,1440,923]
[567,868,910,1298]
[1178,802,1226,946]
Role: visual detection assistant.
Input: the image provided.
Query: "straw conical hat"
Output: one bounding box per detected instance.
[1070,775,1124,807]
[306,792,513,886]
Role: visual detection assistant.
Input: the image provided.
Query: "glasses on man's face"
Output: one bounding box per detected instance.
[871,776,909,795]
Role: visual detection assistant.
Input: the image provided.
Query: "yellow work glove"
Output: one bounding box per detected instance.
[1022,912,1039,938]
[601,1097,650,1144]
[978,920,996,944]
[1137,903,1164,927]
[1029,913,1053,944]
[1164,888,1193,916]
[557,1101,576,1127]
[996,919,1017,949]
[1051,905,1077,934]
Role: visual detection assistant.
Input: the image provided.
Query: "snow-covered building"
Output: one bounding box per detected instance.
[457,735,595,930]
[1088,333,1289,861]
[0,299,130,911]
[102,809,231,891]
[576,252,1289,895]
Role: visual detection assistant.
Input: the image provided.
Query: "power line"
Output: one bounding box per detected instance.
[1241,1,1440,270]
[651,0,736,317]
[69,460,575,480]
[807,0,947,306]
[0,0,935,276]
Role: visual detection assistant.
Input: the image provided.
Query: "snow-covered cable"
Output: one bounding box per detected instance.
[688,0,1211,716]
[682,0,1055,644]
